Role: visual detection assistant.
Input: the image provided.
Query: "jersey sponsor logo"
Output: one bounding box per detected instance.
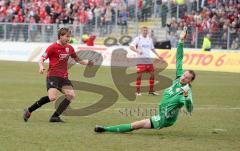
[141,44,151,48]
[59,53,69,60]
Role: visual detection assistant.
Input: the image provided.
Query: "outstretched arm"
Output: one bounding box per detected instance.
[73,56,93,66]
[176,27,188,78]
[176,41,184,78]
[180,84,193,115]
[70,48,93,66]
[184,88,193,114]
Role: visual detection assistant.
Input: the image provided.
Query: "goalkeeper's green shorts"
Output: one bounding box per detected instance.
[150,114,176,129]
[150,114,165,129]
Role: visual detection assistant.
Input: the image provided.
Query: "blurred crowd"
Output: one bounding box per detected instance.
[0,0,239,49]
[1,1,125,39]
[165,0,240,49]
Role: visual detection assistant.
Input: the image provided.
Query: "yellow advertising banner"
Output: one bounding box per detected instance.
[156,50,240,73]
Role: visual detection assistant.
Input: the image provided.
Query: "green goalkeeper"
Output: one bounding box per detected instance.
[94,27,196,133]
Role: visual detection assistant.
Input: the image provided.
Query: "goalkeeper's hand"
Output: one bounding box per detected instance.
[181,84,190,97]
[180,108,192,116]
[180,108,187,115]
[180,26,188,41]
[181,84,189,91]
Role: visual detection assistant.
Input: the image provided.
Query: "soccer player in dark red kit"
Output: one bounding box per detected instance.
[23,27,93,123]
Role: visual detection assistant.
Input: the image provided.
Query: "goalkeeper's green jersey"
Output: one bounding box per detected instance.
[158,41,193,127]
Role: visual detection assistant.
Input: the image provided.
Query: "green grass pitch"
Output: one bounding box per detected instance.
[0,60,239,151]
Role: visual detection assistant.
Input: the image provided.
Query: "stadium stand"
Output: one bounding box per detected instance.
[0,0,239,49]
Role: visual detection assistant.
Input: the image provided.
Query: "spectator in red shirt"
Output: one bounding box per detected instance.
[78,8,88,24]
[78,8,89,33]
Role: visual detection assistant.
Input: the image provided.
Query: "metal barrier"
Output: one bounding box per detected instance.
[0,0,239,50]
[165,26,240,50]
[0,22,239,50]
[0,22,139,43]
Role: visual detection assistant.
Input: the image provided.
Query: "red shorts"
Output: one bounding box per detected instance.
[136,64,154,73]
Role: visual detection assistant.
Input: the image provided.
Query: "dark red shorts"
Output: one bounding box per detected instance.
[46,76,72,91]
[136,64,154,73]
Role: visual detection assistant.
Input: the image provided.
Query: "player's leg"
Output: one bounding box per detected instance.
[131,119,152,129]
[136,72,142,96]
[148,65,159,96]
[47,88,59,102]
[23,88,57,122]
[94,108,165,133]
[23,76,62,122]
[50,85,75,122]
[94,119,152,133]
[149,70,155,92]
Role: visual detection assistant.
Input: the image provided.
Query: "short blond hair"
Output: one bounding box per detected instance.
[141,26,148,30]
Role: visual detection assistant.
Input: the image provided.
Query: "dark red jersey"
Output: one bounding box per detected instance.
[42,42,77,79]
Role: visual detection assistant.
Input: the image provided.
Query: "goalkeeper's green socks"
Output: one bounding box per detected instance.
[104,124,132,133]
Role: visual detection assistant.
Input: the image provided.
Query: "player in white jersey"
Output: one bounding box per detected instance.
[130,26,162,96]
